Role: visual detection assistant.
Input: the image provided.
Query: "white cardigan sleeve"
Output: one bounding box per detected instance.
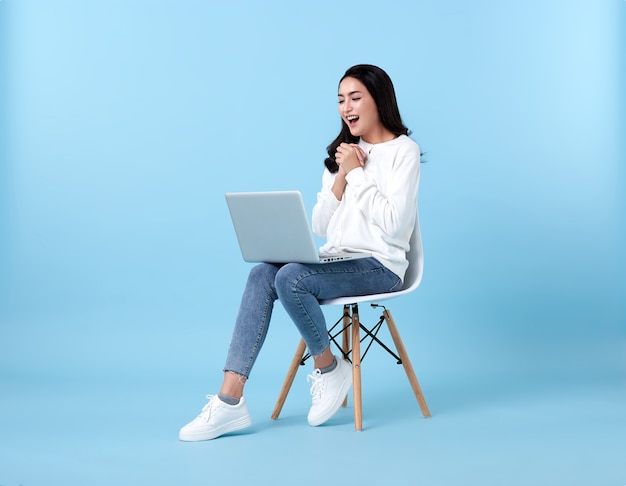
[345,143,420,240]
[311,168,340,238]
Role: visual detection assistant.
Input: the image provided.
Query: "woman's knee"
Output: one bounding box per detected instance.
[247,263,280,288]
[274,263,307,296]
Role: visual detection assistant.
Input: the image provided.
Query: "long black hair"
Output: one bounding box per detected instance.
[324,64,410,173]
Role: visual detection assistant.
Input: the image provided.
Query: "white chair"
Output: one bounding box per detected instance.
[271,216,431,430]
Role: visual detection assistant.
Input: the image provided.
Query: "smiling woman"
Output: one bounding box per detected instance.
[0,1,624,484]
[338,78,391,143]
[325,64,412,174]
[179,64,423,441]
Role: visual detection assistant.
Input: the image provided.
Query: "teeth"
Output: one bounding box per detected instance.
[347,115,359,121]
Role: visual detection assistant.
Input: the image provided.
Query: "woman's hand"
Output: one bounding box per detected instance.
[331,143,366,201]
[336,143,366,173]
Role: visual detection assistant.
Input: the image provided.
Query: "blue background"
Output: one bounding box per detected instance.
[1,1,624,485]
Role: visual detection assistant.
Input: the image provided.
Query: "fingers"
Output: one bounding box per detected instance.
[336,143,366,169]
[352,145,366,166]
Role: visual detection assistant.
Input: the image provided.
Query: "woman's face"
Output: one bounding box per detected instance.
[338,77,382,143]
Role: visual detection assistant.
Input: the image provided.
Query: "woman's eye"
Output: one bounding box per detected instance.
[338,100,344,104]
[352,97,361,102]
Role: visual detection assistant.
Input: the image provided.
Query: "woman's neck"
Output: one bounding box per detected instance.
[361,127,397,145]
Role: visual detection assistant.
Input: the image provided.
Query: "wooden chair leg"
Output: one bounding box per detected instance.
[271,338,307,420]
[351,304,363,431]
[341,305,351,408]
[383,309,431,418]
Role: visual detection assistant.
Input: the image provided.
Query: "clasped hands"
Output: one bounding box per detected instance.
[335,143,367,175]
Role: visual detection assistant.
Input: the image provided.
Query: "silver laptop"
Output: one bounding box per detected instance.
[225,191,371,264]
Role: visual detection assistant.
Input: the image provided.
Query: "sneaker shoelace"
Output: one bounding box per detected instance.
[198,394,219,422]
[307,369,325,403]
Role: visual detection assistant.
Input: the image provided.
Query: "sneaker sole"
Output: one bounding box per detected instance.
[179,415,252,442]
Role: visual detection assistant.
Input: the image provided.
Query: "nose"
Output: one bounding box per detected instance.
[342,99,353,114]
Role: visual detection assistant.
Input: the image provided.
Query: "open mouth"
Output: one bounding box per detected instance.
[346,115,359,126]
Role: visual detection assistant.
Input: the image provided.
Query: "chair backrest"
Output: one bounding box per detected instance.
[401,215,424,292]
[319,215,423,306]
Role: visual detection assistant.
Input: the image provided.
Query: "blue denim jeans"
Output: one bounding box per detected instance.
[223,257,402,378]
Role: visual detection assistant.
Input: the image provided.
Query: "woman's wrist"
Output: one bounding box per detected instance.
[332,175,347,200]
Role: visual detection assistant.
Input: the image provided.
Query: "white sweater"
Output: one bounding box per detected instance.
[312,135,421,281]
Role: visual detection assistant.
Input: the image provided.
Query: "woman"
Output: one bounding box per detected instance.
[179,64,421,441]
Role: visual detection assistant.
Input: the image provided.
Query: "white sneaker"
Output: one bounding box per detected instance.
[179,395,252,441]
[307,356,352,426]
